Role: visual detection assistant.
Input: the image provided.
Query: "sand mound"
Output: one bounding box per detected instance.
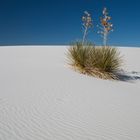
[0,46,140,140]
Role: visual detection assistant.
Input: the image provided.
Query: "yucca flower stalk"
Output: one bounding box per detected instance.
[98,8,113,46]
[82,11,93,44]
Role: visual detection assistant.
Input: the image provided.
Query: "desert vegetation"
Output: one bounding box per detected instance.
[67,8,123,80]
[67,42,122,79]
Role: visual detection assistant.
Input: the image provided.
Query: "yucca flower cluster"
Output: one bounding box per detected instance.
[82,11,93,28]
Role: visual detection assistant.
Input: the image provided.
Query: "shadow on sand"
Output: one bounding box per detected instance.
[115,71,140,82]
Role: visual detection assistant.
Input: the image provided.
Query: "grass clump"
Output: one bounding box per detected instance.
[67,42,122,80]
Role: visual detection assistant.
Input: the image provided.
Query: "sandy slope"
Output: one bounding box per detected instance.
[0,46,140,140]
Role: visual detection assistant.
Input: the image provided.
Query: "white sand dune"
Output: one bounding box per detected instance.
[0,46,140,140]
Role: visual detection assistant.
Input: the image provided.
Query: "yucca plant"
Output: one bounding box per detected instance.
[67,9,123,80]
[67,42,122,80]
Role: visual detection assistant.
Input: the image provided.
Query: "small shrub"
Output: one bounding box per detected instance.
[67,42,122,80]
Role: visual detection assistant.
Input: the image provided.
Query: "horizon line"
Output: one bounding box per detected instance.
[0,45,140,48]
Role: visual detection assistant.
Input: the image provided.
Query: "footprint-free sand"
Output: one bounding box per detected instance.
[0,46,140,140]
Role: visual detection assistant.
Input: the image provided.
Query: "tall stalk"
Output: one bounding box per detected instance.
[82,11,93,45]
[98,8,113,46]
[82,27,88,44]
